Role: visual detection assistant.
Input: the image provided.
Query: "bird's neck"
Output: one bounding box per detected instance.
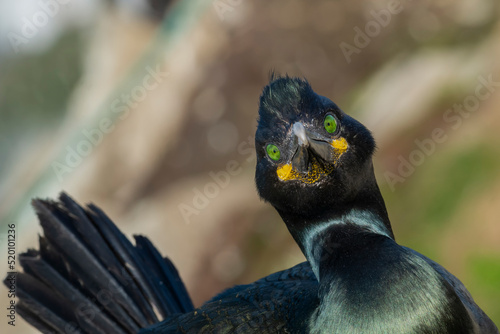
[277,183,394,281]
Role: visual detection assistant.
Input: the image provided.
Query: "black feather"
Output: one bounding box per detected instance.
[5,193,193,333]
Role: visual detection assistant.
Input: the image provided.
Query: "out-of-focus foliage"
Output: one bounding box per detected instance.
[0,31,83,174]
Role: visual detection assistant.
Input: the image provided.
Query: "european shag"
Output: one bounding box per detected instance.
[5,76,498,333]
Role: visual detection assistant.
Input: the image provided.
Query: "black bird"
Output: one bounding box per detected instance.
[5,76,498,333]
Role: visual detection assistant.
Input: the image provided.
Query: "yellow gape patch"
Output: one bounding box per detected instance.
[330,137,348,152]
[276,137,348,184]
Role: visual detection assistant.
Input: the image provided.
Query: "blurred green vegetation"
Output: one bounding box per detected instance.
[469,254,500,322]
[0,30,83,174]
[381,137,500,323]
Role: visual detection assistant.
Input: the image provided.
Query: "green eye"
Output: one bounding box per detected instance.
[266,144,281,161]
[324,114,337,134]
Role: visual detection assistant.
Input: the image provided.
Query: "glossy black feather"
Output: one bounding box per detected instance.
[4,193,193,333]
[34,197,153,327]
[140,262,319,334]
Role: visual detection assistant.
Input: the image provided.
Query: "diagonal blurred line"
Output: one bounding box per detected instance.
[0,0,210,234]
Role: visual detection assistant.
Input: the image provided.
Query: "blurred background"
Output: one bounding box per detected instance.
[1,0,499,332]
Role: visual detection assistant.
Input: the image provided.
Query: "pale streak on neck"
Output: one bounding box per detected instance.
[302,208,392,281]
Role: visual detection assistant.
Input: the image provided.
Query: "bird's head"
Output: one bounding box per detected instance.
[255,76,378,219]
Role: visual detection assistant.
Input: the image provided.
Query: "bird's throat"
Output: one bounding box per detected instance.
[277,183,394,282]
[276,156,335,184]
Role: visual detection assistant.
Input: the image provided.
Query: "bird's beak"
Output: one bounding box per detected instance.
[291,122,344,173]
[277,122,348,182]
[291,123,310,173]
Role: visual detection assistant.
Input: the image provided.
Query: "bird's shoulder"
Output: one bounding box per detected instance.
[141,261,319,334]
[402,246,499,334]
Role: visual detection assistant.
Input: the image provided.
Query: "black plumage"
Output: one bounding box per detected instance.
[5,75,498,333]
[10,194,193,334]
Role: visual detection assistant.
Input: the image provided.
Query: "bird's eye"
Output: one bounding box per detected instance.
[324,114,337,134]
[266,144,281,161]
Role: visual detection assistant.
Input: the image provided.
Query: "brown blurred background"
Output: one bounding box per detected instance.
[1,0,499,332]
